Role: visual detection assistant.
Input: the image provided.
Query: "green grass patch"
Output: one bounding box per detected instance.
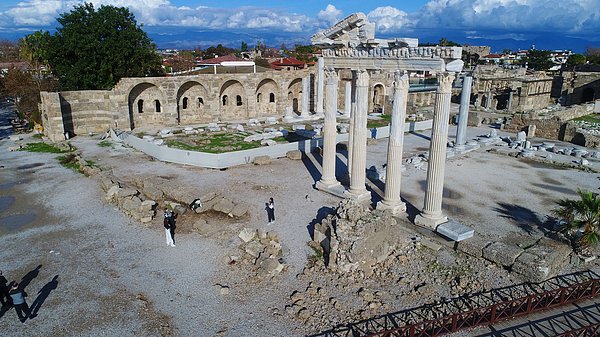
[20,142,68,153]
[573,114,600,124]
[57,154,81,172]
[98,140,112,148]
[166,132,267,153]
[31,133,43,139]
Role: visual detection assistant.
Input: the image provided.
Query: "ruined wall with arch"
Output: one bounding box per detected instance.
[40,70,309,141]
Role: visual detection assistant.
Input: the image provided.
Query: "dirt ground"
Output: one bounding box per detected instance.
[1,100,599,336]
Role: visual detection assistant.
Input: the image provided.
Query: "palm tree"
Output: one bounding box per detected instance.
[552,189,600,251]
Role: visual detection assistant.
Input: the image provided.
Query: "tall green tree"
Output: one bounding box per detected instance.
[19,30,51,90]
[47,3,163,90]
[565,54,586,70]
[522,49,554,71]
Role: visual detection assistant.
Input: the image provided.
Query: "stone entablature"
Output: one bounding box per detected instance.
[312,12,462,73]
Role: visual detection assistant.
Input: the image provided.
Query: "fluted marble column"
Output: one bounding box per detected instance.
[345,70,371,202]
[455,76,472,149]
[377,71,409,214]
[344,81,352,117]
[316,57,325,116]
[415,72,455,229]
[301,77,309,118]
[316,68,341,191]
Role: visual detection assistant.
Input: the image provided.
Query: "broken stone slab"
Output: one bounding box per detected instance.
[261,139,277,146]
[420,238,442,251]
[230,203,248,218]
[482,241,524,267]
[512,237,571,282]
[258,257,285,276]
[437,220,474,242]
[213,197,234,214]
[116,187,138,198]
[238,228,256,243]
[456,236,491,258]
[244,241,264,258]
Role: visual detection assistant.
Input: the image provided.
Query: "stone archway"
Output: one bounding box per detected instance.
[256,78,278,116]
[373,83,386,113]
[128,82,166,130]
[288,78,303,115]
[220,80,246,119]
[176,81,209,124]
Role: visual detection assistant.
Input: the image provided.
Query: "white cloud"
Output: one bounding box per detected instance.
[418,0,600,33]
[1,0,317,32]
[367,7,413,33]
[318,4,342,25]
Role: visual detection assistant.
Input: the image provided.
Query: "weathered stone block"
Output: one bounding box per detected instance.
[456,236,491,258]
[482,241,524,267]
[286,150,302,160]
[253,155,271,165]
[238,228,256,243]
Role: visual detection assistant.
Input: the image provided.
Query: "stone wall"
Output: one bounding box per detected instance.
[560,71,600,106]
[504,103,594,141]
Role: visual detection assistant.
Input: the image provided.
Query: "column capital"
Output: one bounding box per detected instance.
[393,70,410,91]
[354,69,369,87]
[324,68,338,84]
[437,72,456,94]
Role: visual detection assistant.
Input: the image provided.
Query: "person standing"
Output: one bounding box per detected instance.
[168,212,177,247]
[266,198,275,225]
[0,270,11,307]
[163,209,175,247]
[8,282,30,323]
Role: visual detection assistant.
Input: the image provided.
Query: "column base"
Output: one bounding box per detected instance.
[376,200,406,215]
[414,213,448,230]
[315,180,345,198]
[343,189,371,203]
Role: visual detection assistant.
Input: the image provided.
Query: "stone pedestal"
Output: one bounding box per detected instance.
[316,57,325,116]
[316,68,342,192]
[344,81,352,117]
[377,71,409,215]
[344,70,370,202]
[415,72,455,229]
[455,76,472,149]
[301,77,310,118]
[283,106,295,123]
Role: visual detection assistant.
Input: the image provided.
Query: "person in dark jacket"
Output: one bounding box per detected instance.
[8,282,30,322]
[0,270,11,307]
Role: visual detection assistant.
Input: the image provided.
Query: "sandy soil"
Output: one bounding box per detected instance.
[1,100,599,336]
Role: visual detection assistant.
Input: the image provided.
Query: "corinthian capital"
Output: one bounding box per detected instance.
[324,68,338,85]
[393,70,409,91]
[354,69,369,87]
[437,72,455,94]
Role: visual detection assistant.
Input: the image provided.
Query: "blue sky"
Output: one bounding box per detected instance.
[1,1,599,52]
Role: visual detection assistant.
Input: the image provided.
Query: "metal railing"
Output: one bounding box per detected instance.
[310,270,600,337]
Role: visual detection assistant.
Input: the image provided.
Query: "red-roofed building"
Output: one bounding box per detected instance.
[270,57,306,71]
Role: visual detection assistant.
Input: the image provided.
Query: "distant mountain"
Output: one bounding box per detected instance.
[146,26,599,54]
[145,26,309,50]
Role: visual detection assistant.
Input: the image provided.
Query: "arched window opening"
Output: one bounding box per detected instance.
[269,93,275,103]
[236,95,243,106]
[137,100,144,113]
[222,95,228,106]
[257,93,262,103]
[182,97,188,110]
[198,97,204,105]
[154,100,161,112]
